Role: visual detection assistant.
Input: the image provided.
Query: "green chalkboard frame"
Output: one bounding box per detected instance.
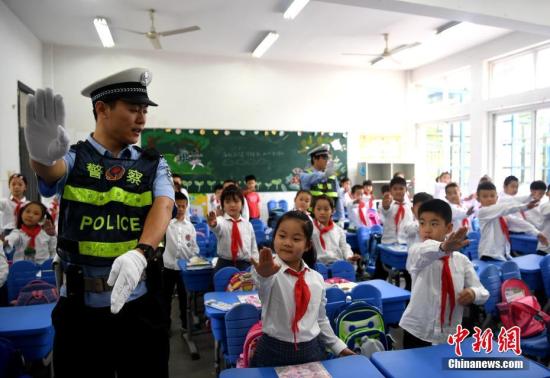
[141,129,347,193]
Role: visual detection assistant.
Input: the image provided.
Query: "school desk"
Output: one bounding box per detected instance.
[0,302,56,361]
[511,254,544,292]
[357,279,411,325]
[378,244,408,270]
[510,234,538,255]
[220,355,385,378]
[371,338,550,378]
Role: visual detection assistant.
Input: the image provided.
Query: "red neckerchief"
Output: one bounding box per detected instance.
[314,219,334,250]
[50,201,59,223]
[358,201,369,226]
[229,218,243,264]
[11,197,23,218]
[21,224,41,249]
[499,216,510,242]
[394,202,405,234]
[440,255,456,330]
[285,267,311,350]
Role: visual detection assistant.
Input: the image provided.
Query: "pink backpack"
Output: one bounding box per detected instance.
[236,321,262,368]
[367,209,380,226]
[496,278,550,339]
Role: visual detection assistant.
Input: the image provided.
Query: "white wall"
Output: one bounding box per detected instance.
[409,31,550,193]
[0,1,42,196]
[43,44,407,182]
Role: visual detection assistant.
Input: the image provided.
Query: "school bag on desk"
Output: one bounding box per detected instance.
[13,279,59,306]
[334,300,390,356]
[226,272,256,292]
[496,278,550,342]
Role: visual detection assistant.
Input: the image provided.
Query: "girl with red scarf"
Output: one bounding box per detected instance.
[4,201,56,264]
[250,211,354,367]
[0,173,28,237]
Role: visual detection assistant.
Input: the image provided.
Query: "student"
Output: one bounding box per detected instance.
[250,211,354,367]
[498,175,519,201]
[311,195,359,265]
[243,175,261,220]
[403,192,434,248]
[4,201,56,264]
[434,171,451,200]
[0,173,28,236]
[477,181,547,261]
[223,179,250,221]
[162,191,199,331]
[379,177,414,244]
[399,200,489,348]
[445,182,474,232]
[536,185,550,255]
[518,180,546,228]
[380,184,390,198]
[362,180,375,209]
[293,190,313,220]
[347,185,372,230]
[209,184,223,215]
[208,185,258,271]
[339,177,353,208]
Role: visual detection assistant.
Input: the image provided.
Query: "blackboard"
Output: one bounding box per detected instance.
[141,129,347,193]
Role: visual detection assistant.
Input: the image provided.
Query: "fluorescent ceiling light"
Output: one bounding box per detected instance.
[252,32,279,58]
[283,0,310,20]
[93,17,115,48]
[435,21,461,35]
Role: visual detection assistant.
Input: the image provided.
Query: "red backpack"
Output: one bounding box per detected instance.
[236,321,262,368]
[496,278,550,339]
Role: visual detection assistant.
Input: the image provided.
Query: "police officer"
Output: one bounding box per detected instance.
[25,68,174,378]
[299,144,344,221]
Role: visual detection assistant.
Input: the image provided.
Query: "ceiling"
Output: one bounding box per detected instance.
[3,0,510,70]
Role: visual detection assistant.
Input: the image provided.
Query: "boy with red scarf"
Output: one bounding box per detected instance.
[380,176,414,244]
[399,199,488,348]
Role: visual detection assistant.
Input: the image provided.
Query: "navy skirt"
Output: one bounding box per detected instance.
[250,334,326,367]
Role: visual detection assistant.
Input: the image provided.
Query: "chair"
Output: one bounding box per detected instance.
[250,218,267,246]
[325,287,346,303]
[330,260,356,282]
[471,217,480,232]
[540,255,550,312]
[277,200,288,212]
[356,226,372,272]
[38,258,56,286]
[463,231,480,260]
[478,264,501,329]
[267,200,278,213]
[500,261,521,281]
[7,260,39,302]
[197,234,212,258]
[213,267,240,292]
[325,288,346,329]
[315,262,329,280]
[367,226,383,275]
[350,284,382,312]
[224,303,260,366]
[207,233,218,257]
[194,222,210,239]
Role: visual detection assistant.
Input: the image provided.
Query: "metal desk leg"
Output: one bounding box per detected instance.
[182,291,200,360]
[214,340,221,375]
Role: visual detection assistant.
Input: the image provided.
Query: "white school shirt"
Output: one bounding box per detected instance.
[163,218,200,270]
[449,203,471,232]
[0,196,27,230]
[0,250,7,288]
[499,194,543,230]
[478,201,540,261]
[536,202,550,253]
[311,222,353,264]
[252,256,347,355]
[402,219,420,247]
[434,182,447,200]
[346,201,371,230]
[5,228,56,265]
[399,239,489,344]
[210,214,258,262]
[379,201,414,244]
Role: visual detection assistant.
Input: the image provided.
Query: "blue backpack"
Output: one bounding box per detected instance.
[334,301,389,353]
[15,280,59,306]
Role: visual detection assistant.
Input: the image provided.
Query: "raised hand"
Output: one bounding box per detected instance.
[250,247,280,278]
[441,227,470,252]
[25,88,69,166]
[382,193,393,210]
[527,199,539,210]
[207,211,217,227]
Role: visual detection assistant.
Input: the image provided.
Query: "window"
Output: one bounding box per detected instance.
[535,108,550,182]
[489,43,550,98]
[419,120,471,190]
[415,67,471,106]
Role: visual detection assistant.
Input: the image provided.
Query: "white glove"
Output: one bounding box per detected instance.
[325,159,335,177]
[107,250,147,314]
[25,88,70,166]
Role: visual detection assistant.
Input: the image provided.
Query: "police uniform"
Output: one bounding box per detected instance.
[36,68,174,378]
[299,144,344,220]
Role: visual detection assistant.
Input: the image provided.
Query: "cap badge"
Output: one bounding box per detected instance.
[140,71,151,86]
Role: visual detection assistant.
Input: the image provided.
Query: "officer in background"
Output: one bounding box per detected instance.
[299,144,344,221]
[25,68,174,378]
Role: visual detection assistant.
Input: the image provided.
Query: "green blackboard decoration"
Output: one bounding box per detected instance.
[141,129,347,193]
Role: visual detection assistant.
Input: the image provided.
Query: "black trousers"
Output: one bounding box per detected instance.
[214,257,251,273]
[52,293,169,378]
[403,329,432,349]
[162,267,187,327]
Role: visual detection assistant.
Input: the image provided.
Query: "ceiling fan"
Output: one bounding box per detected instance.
[342,33,420,65]
[119,9,200,49]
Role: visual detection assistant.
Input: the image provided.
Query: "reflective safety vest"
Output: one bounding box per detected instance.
[306,168,339,199]
[57,140,159,266]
